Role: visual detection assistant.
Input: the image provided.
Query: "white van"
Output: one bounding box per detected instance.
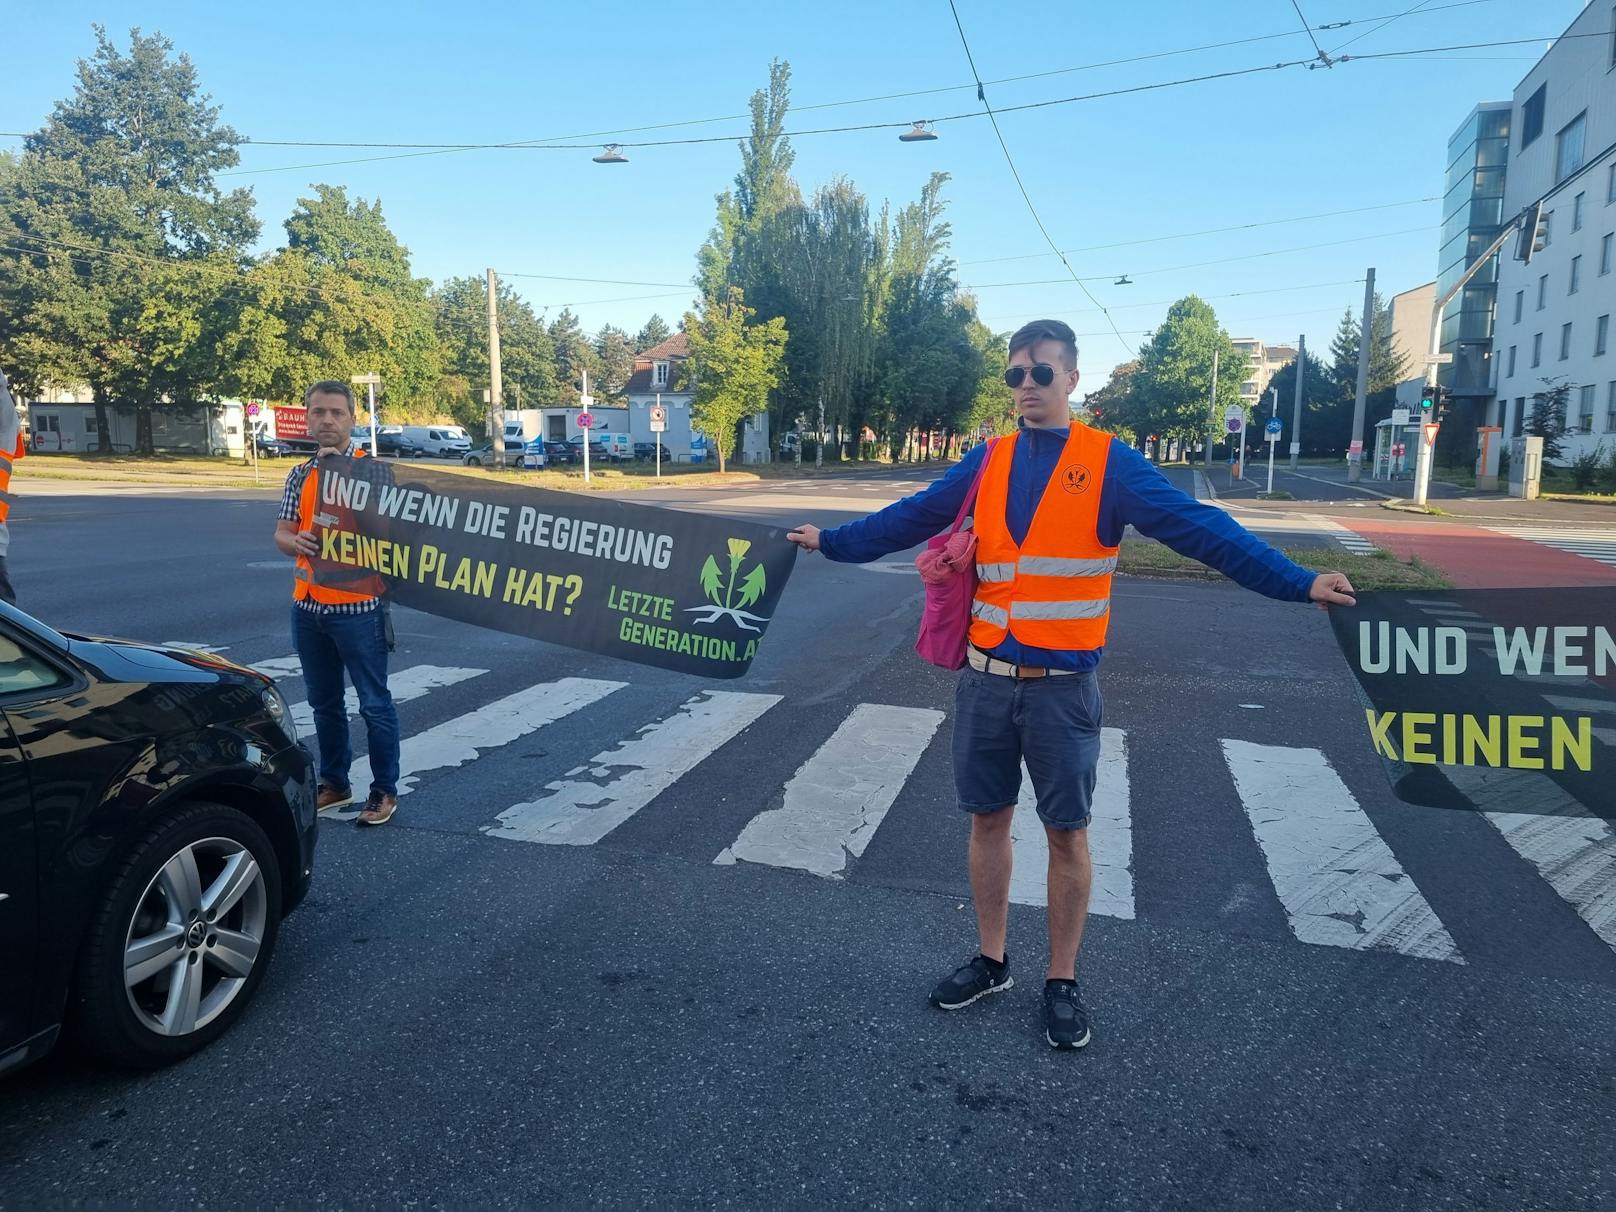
[403,425,471,458]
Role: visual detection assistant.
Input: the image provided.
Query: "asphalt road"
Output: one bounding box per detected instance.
[1,474,1611,1210]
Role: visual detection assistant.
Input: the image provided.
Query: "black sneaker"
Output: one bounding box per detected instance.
[1043,980,1091,1049]
[929,954,1012,1011]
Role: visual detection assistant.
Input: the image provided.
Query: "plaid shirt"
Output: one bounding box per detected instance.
[280,445,380,615]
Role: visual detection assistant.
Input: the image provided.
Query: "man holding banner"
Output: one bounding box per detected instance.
[789,319,1356,1050]
[273,381,402,827]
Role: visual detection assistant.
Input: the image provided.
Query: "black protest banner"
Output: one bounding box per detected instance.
[305,456,797,679]
[1329,588,1615,819]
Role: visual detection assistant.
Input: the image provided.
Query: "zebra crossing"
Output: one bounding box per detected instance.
[1484,525,1616,570]
[234,646,1616,973]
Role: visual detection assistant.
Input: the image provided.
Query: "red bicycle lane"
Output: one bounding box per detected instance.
[1335,515,1616,589]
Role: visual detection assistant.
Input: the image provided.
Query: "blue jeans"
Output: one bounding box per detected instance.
[290,605,400,797]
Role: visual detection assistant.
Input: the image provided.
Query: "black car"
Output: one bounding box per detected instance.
[253,435,311,459]
[0,604,317,1073]
[633,442,672,463]
[376,430,423,458]
[543,441,582,466]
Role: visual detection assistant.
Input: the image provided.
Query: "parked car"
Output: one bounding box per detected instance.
[566,433,630,462]
[633,442,673,463]
[401,425,472,458]
[253,434,305,459]
[0,603,317,1074]
[462,439,528,467]
[375,427,423,457]
[543,441,581,466]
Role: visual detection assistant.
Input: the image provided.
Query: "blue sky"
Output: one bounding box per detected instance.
[3,0,1585,393]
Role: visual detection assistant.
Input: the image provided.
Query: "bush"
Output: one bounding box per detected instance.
[1570,445,1605,490]
[1605,443,1616,492]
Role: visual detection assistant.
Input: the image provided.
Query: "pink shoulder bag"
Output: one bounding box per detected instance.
[913,441,996,670]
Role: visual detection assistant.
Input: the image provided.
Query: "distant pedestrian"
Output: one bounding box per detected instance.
[273,380,401,826]
[788,319,1355,1050]
[0,368,27,606]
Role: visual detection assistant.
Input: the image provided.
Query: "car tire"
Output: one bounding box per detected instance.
[466,456,482,467]
[68,802,283,1069]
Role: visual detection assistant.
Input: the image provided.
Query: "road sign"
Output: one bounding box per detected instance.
[246,402,260,417]
[1391,407,1410,426]
[579,394,594,410]
[350,373,382,386]
[1348,439,1363,454]
[1265,417,1282,435]
[650,420,666,433]
[1423,353,1454,365]
[650,405,666,424]
[577,411,594,429]
[1289,441,1301,455]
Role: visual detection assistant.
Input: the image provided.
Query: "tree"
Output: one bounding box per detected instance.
[1527,378,1570,463]
[683,287,788,473]
[1322,295,1409,457]
[1264,350,1342,458]
[1085,361,1139,441]
[593,324,636,400]
[1126,297,1249,449]
[547,309,597,406]
[262,186,440,413]
[635,314,672,352]
[0,26,258,452]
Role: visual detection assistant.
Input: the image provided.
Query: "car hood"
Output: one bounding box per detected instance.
[62,636,265,686]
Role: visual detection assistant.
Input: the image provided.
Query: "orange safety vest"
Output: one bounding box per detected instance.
[969,424,1118,653]
[292,449,383,605]
[0,430,24,528]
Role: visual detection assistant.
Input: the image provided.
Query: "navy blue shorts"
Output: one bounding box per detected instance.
[952,666,1103,831]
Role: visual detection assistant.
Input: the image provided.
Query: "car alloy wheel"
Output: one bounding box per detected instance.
[122,836,270,1038]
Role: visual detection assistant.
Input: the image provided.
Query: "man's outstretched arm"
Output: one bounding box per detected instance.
[788,443,990,561]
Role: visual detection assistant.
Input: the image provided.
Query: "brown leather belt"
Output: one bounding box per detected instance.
[966,645,1077,679]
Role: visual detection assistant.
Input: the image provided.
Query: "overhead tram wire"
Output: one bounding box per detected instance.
[960,196,1439,266]
[197,28,1613,178]
[943,0,1132,357]
[189,0,1502,155]
[1328,0,1438,53]
[1288,0,1336,67]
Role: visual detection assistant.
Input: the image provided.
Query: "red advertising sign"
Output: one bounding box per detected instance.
[273,405,308,438]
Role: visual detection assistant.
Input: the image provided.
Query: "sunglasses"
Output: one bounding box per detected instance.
[1004,364,1057,389]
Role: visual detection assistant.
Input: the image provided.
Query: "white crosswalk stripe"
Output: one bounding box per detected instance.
[1009,728,1134,918]
[251,655,307,680]
[714,703,943,876]
[1485,526,1616,570]
[1302,514,1379,555]
[1440,766,1616,954]
[488,690,782,846]
[330,678,627,817]
[1220,739,1463,963]
[288,664,487,733]
[207,639,1615,969]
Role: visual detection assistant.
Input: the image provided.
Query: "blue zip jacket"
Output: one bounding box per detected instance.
[818,425,1318,671]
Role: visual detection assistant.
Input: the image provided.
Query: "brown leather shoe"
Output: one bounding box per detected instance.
[357,789,398,827]
[316,784,353,813]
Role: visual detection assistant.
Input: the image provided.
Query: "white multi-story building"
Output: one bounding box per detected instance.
[1488,2,1616,462]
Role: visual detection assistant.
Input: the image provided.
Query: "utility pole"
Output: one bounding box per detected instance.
[1289,334,1306,471]
[816,397,825,469]
[1347,268,1375,482]
[486,267,505,470]
[1205,348,1220,468]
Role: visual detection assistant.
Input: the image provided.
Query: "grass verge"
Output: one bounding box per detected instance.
[1116,539,1451,590]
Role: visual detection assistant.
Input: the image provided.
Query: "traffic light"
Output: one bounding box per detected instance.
[1513,201,1549,264]
[1419,383,1437,414]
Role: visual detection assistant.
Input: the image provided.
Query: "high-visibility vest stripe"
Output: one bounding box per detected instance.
[1013,555,1118,578]
[1011,598,1110,621]
[976,562,1017,582]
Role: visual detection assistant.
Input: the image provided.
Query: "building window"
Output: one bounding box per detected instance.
[1561,322,1574,360]
[1556,112,1587,183]
[1598,315,1611,356]
[1608,383,1616,432]
[1571,255,1582,294]
[1508,345,1518,377]
[84,415,97,435]
[1579,385,1596,432]
[1515,289,1525,322]
[1610,163,1616,204]
[1522,83,1546,148]
[1538,274,1548,309]
[653,362,669,387]
[1574,193,1586,231]
[1515,397,1527,436]
[1533,332,1543,367]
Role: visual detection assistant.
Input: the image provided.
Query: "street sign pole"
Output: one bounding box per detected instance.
[351,373,382,457]
[652,393,664,479]
[1266,387,1278,495]
[581,370,592,485]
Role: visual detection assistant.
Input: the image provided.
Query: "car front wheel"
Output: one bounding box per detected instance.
[69,803,283,1068]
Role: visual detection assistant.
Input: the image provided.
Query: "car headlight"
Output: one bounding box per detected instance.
[261,685,298,742]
